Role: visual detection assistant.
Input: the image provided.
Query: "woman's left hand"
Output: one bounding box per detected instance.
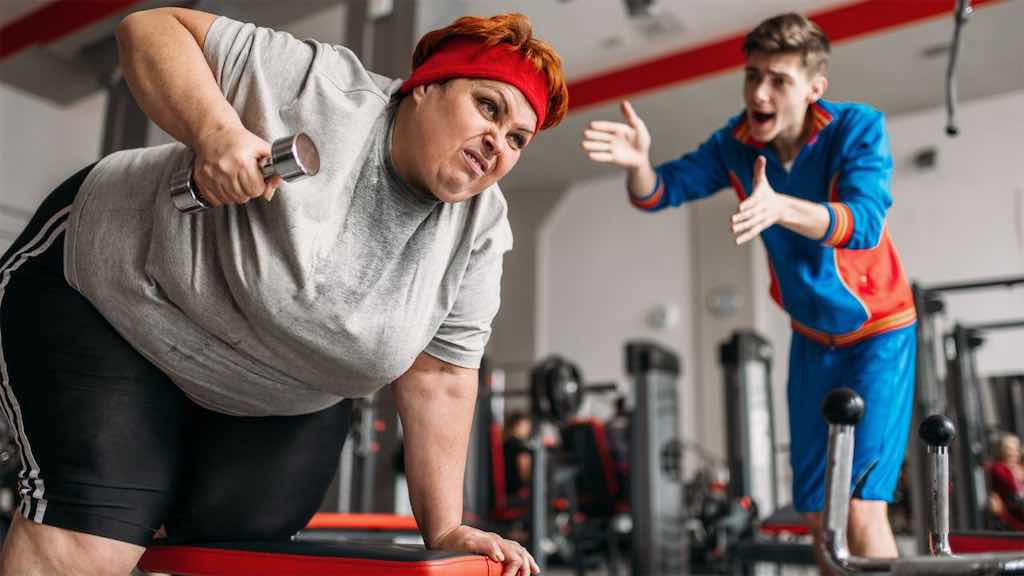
[431,525,539,576]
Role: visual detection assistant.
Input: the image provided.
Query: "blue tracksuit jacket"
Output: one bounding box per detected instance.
[632,99,915,345]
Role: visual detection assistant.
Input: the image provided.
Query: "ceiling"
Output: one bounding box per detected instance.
[457,0,853,81]
[2,0,1022,197]
[485,0,1024,195]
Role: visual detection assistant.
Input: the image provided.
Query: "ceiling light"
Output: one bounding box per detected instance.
[623,0,656,18]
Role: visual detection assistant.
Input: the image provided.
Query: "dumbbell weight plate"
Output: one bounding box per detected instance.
[530,356,584,422]
[264,132,320,180]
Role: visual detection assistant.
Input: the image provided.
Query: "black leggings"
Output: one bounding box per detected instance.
[0,165,351,546]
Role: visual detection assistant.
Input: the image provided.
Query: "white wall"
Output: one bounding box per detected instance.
[887,89,1024,377]
[537,173,698,449]
[536,163,788,493]
[0,84,106,252]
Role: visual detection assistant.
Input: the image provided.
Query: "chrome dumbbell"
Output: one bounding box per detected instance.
[170,132,320,214]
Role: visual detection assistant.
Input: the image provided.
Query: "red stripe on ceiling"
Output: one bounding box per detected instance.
[0,0,146,60]
[0,0,1003,103]
[567,0,1002,111]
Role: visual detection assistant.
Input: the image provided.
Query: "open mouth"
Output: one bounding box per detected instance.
[750,110,776,125]
[463,150,487,177]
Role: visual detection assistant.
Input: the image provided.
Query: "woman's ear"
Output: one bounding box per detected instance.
[411,83,429,104]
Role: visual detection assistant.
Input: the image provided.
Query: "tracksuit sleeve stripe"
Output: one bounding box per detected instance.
[823,202,854,247]
[630,174,664,210]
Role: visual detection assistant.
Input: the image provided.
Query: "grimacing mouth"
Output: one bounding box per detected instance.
[464,147,490,175]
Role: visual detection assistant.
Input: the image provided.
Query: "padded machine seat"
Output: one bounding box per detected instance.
[949,531,1024,554]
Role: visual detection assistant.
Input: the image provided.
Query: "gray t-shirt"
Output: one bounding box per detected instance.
[63,16,512,416]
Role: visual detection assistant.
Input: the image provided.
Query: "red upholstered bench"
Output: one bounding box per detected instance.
[950,531,1024,554]
[758,520,810,536]
[138,539,502,576]
[296,513,422,543]
[304,513,419,531]
[758,503,811,536]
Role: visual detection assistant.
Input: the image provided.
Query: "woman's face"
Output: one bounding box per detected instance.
[403,79,537,203]
[513,418,532,440]
[1001,435,1021,463]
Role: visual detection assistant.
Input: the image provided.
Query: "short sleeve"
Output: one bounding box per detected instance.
[425,196,513,368]
[202,16,317,121]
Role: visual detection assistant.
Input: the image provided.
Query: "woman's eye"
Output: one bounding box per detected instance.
[509,134,526,150]
[479,98,498,117]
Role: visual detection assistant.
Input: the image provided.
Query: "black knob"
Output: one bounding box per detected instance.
[822,388,865,425]
[918,414,956,447]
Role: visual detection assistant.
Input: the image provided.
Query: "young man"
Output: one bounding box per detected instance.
[581,13,916,562]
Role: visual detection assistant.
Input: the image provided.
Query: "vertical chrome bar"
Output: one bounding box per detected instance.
[822,422,854,566]
[528,415,546,572]
[928,445,953,556]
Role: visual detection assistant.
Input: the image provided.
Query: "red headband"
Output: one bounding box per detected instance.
[399,37,549,131]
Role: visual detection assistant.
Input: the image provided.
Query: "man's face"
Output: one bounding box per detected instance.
[742,51,827,144]
[407,79,537,203]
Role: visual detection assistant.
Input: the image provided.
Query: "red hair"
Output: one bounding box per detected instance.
[410,13,568,130]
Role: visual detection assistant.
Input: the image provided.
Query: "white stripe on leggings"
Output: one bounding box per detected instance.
[0,205,71,523]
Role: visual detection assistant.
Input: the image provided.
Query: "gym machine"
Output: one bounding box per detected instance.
[716,330,817,574]
[329,392,404,517]
[719,330,778,518]
[987,374,1024,441]
[468,353,622,572]
[471,342,685,575]
[945,319,1024,531]
[909,275,1024,548]
[626,341,686,576]
[819,387,1024,575]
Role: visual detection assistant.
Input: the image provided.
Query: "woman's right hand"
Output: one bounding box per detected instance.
[431,525,539,576]
[580,100,652,171]
[191,125,284,206]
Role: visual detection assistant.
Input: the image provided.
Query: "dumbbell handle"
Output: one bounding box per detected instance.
[170,133,320,214]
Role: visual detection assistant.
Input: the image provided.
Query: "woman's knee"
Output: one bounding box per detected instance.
[2,511,144,576]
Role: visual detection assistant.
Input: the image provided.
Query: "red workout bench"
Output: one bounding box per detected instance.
[304,513,419,531]
[296,513,422,543]
[138,513,501,575]
[950,531,1024,554]
[138,540,501,575]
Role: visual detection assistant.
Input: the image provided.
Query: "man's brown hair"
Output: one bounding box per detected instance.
[743,13,830,76]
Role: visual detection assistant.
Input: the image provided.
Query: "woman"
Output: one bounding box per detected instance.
[0,7,567,575]
[989,433,1024,530]
[502,412,533,499]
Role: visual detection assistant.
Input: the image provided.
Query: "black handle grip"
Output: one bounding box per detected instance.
[822,388,865,426]
[919,414,957,447]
